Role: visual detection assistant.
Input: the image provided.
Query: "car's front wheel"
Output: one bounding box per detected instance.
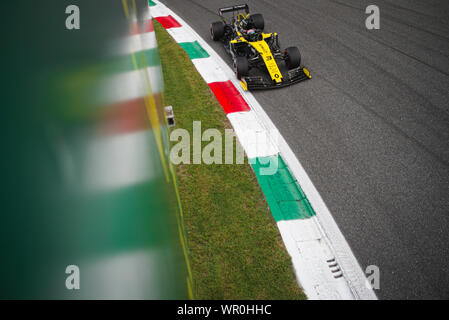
[285,47,301,69]
[211,21,225,41]
[234,56,249,79]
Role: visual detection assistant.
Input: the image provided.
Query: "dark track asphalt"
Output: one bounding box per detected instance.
[160,0,449,299]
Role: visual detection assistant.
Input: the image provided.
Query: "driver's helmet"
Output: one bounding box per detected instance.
[247,29,256,35]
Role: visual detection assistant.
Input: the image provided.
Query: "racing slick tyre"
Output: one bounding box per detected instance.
[250,14,264,31]
[234,56,249,79]
[211,21,225,41]
[285,46,301,69]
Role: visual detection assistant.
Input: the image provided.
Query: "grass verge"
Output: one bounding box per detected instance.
[154,21,305,300]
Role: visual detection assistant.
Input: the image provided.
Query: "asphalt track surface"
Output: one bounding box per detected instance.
[160,0,449,299]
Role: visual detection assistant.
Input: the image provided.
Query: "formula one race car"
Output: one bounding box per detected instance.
[210,4,311,90]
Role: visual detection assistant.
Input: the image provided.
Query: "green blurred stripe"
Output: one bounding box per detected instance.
[115,48,161,72]
[251,155,316,222]
[135,48,161,68]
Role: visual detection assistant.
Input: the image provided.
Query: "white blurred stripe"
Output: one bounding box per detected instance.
[140,32,158,51]
[99,66,163,105]
[81,250,161,299]
[112,32,158,56]
[84,130,157,191]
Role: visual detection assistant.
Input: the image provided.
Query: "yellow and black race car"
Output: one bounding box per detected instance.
[210,4,311,90]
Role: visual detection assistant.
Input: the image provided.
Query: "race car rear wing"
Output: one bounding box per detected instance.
[219,4,250,16]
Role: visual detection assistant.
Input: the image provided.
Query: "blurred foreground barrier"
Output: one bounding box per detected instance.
[0,0,191,299]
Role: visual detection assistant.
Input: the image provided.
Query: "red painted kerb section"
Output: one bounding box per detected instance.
[154,16,182,29]
[208,81,251,114]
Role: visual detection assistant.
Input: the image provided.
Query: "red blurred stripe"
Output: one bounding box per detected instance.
[100,98,150,135]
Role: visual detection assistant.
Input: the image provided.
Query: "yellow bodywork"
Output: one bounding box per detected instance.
[303,67,312,79]
[231,32,283,83]
[240,79,248,91]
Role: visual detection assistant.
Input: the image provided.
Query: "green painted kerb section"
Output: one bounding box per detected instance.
[148,0,156,6]
[179,41,210,59]
[251,155,316,222]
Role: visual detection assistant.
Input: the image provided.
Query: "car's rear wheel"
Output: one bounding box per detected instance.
[250,14,264,31]
[234,56,249,79]
[285,46,301,69]
[211,21,225,41]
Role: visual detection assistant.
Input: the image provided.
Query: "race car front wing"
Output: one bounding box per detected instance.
[240,67,312,91]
